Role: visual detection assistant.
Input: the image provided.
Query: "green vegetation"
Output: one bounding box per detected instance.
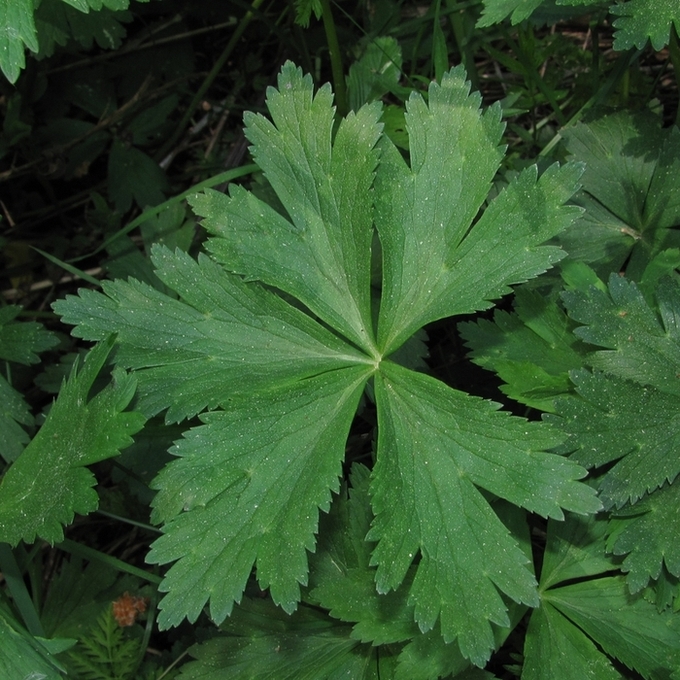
[1,1,679,677]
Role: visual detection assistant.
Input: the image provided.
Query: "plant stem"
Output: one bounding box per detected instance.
[319,0,348,116]
[154,0,266,163]
[0,543,45,637]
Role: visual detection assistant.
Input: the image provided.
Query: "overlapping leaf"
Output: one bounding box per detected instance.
[608,479,680,593]
[0,0,38,82]
[0,305,59,462]
[346,37,403,111]
[35,0,130,60]
[177,631,374,680]
[309,464,419,646]
[0,337,145,545]
[460,286,585,411]
[611,0,680,50]
[548,275,680,508]
[563,274,680,395]
[559,110,680,276]
[0,0,150,83]
[550,370,680,507]
[524,514,680,680]
[0,305,59,365]
[545,577,680,677]
[0,603,66,680]
[55,62,597,666]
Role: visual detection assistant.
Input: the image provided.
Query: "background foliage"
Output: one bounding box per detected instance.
[1,0,679,678]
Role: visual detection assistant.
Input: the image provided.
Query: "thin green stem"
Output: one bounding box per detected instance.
[70,163,258,263]
[59,539,163,585]
[0,543,45,637]
[154,0,266,163]
[319,0,348,116]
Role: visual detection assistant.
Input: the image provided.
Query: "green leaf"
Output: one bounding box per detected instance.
[0,603,65,680]
[0,337,145,545]
[550,370,680,507]
[374,66,583,353]
[563,111,664,230]
[477,0,544,27]
[35,0,130,59]
[193,62,382,354]
[539,514,616,592]
[54,246,371,422]
[545,576,680,677]
[0,0,38,83]
[460,286,585,411]
[178,631,374,680]
[309,464,419,645]
[477,0,680,51]
[0,305,59,364]
[177,597,373,680]
[525,514,680,679]
[147,366,370,628]
[369,361,600,664]
[347,37,403,111]
[55,63,598,661]
[41,557,118,639]
[62,0,150,11]
[293,0,322,27]
[395,627,471,680]
[611,0,680,50]
[522,599,624,680]
[609,480,680,593]
[108,138,169,212]
[0,305,51,463]
[560,111,680,274]
[0,374,33,463]
[562,275,680,396]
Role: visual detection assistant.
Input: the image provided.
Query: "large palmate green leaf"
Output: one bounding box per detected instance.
[55,62,598,667]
